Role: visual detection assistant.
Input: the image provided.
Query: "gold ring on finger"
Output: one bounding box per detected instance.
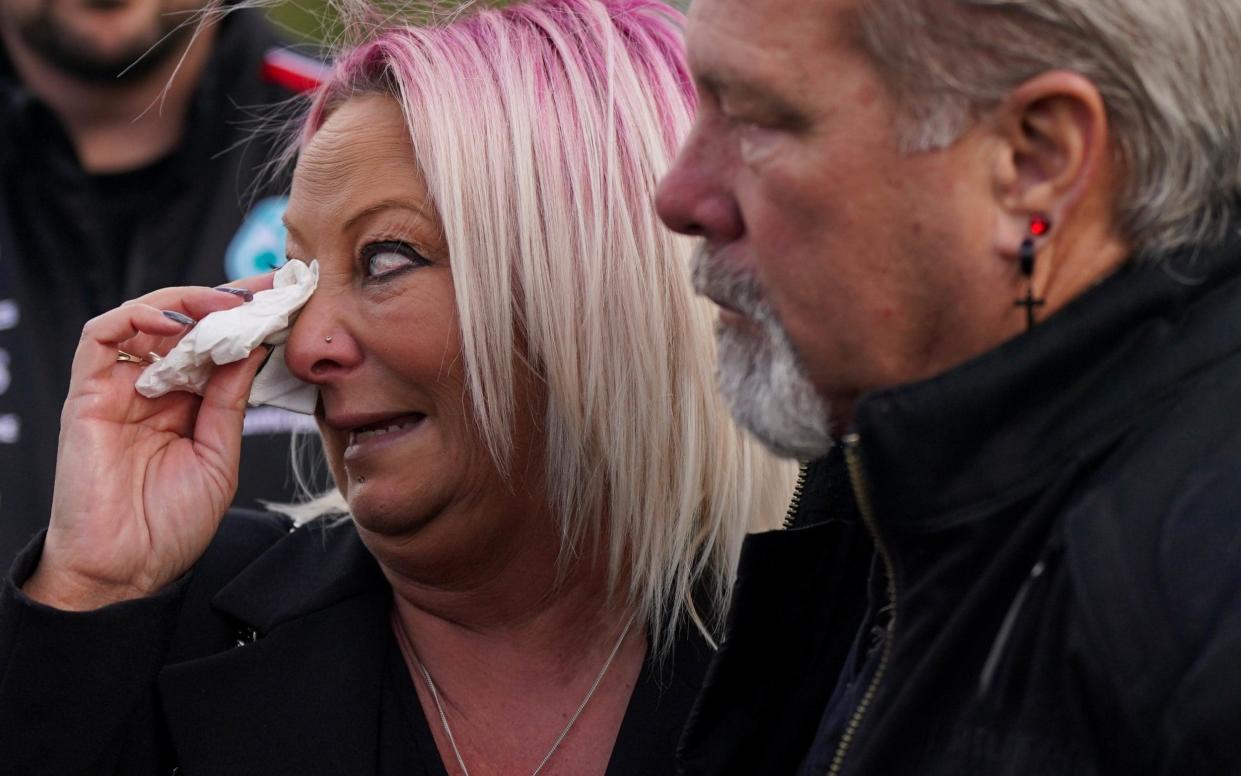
[116,350,149,365]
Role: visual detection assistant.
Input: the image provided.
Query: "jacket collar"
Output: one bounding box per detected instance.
[159,516,392,776]
[847,235,1241,528]
[210,514,388,632]
[162,514,718,776]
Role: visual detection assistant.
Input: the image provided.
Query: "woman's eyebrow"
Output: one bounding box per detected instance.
[283,199,434,244]
[342,199,433,232]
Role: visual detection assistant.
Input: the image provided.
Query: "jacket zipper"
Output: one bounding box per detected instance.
[782,462,810,528]
[827,432,899,776]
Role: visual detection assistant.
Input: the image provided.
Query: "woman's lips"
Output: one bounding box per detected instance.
[343,413,426,461]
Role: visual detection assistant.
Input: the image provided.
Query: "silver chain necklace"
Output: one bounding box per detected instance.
[392,611,636,776]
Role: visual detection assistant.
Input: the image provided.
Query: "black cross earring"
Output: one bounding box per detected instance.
[1014,215,1050,330]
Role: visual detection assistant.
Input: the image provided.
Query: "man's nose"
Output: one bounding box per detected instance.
[284,292,361,384]
[655,126,744,244]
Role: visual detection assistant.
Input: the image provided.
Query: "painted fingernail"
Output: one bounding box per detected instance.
[162,310,197,326]
[214,286,254,302]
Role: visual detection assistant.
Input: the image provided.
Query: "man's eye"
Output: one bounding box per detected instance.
[361,240,427,278]
[737,123,783,165]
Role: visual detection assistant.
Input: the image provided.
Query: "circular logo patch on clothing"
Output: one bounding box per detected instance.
[0,300,18,331]
[0,413,18,444]
[226,196,289,281]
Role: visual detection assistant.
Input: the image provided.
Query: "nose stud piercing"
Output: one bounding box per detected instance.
[324,335,333,343]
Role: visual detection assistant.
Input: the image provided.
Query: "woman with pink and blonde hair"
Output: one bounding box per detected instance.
[0,1,794,773]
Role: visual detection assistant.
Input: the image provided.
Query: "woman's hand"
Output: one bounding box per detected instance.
[23,278,276,611]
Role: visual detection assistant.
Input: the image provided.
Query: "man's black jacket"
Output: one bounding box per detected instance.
[677,236,1241,775]
[0,10,322,567]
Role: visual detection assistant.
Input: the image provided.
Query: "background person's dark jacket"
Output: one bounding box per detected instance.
[0,10,325,569]
[677,236,1241,775]
[0,511,711,775]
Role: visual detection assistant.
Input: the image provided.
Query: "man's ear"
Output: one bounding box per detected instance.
[991,70,1110,237]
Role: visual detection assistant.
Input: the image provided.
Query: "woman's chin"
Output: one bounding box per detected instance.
[346,486,447,542]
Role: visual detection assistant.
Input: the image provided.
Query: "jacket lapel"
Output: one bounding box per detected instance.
[158,517,392,776]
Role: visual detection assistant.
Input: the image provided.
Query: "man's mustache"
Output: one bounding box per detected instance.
[690,243,765,318]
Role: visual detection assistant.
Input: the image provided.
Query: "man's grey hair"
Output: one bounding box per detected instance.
[857,0,1241,259]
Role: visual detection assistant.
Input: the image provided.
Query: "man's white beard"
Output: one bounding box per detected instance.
[692,246,833,460]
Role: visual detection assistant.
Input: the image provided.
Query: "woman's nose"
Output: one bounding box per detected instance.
[655,124,744,244]
[284,292,361,384]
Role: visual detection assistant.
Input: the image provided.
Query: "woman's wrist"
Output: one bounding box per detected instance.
[21,563,156,612]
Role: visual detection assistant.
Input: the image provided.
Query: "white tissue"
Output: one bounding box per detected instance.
[135,260,320,414]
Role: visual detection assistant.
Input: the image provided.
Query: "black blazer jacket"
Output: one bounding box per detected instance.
[0,511,710,775]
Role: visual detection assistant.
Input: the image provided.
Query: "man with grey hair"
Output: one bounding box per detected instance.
[657,0,1241,773]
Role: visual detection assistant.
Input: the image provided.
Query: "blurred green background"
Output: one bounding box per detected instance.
[266,0,692,44]
[265,1,335,45]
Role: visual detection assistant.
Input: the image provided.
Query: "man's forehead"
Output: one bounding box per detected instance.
[685,0,853,92]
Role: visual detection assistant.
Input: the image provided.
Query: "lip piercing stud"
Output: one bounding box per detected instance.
[324,335,334,343]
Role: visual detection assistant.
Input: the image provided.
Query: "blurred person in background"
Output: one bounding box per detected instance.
[657,0,1241,773]
[0,0,327,567]
[0,1,794,774]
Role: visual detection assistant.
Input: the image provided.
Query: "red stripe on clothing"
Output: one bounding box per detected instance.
[260,50,328,93]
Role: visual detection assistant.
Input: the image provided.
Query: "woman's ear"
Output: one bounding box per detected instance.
[991,69,1110,234]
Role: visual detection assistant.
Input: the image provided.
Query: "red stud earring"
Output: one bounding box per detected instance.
[1015,215,1051,329]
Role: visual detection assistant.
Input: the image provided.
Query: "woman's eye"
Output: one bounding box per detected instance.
[361,240,427,279]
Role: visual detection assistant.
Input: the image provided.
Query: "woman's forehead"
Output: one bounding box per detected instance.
[301,97,409,173]
[288,96,429,225]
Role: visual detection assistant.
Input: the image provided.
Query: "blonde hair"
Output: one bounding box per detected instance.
[292,0,795,654]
